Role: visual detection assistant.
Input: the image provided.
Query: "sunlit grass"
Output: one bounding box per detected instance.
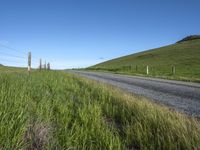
[0,69,200,149]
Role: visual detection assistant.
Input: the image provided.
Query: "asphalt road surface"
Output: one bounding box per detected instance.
[70,71,200,118]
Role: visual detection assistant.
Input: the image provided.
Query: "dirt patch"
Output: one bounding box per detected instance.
[24,123,52,150]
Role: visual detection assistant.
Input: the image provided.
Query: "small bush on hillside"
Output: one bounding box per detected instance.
[177,35,200,43]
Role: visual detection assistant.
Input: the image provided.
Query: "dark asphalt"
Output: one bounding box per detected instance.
[70,71,200,118]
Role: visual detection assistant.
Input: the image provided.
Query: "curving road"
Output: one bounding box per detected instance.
[70,71,200,118]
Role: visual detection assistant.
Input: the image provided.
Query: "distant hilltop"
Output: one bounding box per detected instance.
[177,35,200,43]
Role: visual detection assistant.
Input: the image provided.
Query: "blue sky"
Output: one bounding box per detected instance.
[0,0,200,69]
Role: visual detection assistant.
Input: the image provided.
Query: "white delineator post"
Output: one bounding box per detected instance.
[146,65,149,75]
[28,52,31,72]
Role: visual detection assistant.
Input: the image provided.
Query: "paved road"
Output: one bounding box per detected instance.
[70,71,200,118]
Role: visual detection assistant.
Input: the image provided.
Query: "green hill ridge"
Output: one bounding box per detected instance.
[89,36,200,82]
[177,35,200,43]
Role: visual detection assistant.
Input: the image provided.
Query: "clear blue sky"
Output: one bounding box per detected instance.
[0,0,199,69]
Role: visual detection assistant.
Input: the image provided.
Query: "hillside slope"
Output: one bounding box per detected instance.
[89,39,200,82]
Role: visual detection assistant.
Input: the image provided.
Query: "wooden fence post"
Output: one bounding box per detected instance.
[47,62,50,70]
[44,61,46,70]
[136,65,138,72]
[39,59,42,71]
[28,52,31,72]
[172,66,176,75]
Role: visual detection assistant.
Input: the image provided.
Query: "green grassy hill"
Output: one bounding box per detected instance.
[89,38,200,82]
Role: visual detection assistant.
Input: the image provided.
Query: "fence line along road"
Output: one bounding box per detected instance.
[0,43,51,71]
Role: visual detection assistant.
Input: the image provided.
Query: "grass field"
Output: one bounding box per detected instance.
[0,67,200,149]
[88,39,200,82]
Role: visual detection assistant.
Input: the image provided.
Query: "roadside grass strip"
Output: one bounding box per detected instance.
[0,70,199,149]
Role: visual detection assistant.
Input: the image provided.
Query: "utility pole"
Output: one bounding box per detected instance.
[28,52,31,72]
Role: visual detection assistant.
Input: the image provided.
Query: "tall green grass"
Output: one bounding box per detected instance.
[0,70,200,149]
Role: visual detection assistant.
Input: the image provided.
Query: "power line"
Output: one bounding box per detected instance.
[0,51,26,59]
[0,52,40,67]
[0,58,26,64]
[0,43,41,60]
[0,59,39,69]
[0,43,27,55]
[0,43,51,70]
